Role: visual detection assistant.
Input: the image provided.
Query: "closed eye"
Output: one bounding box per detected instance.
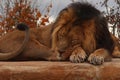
[71,39,78,46]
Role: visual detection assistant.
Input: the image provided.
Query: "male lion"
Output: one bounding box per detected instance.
[0,2,120,65]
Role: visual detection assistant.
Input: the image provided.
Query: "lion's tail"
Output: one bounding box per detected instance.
[0,23,29,60]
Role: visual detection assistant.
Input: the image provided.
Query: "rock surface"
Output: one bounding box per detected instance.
[0,59,120,80]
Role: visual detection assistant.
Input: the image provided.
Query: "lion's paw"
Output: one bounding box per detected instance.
[88,53,104,65]
[70,47,87,63]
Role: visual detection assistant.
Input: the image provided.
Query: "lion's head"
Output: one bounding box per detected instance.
[51,2,101,52]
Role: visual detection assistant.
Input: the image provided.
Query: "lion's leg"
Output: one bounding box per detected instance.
[112,46,120,57]
[69,47,87,63]
[19,39,60,61]
[88,48,112,65]
[33,39,61,61]
[111,34,120,57]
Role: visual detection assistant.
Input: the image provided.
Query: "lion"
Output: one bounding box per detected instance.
[0,2,120,65]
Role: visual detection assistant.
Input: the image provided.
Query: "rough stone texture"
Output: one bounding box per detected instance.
[0,59,120,80]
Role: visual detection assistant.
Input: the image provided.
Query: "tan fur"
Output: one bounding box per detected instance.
[0,24,60,60]
[111,34,120,57]
[51,25,62,50]
[0,25,29,60]
[81,19,96,54]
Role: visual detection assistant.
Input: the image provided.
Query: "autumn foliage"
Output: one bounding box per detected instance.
[0,0,50,37]
[0,0,119,38]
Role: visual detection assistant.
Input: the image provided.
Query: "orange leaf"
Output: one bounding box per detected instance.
[0,15,2,18]
[41,18,49,23]
[41,21,45,25]
[36,12,41,17]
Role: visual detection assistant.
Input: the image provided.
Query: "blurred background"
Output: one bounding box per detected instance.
[0,0,119,39]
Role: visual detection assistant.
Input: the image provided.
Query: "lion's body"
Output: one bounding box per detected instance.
[0,2,120,65]
[0,24,57,60]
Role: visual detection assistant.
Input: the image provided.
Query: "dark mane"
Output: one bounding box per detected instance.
[54,2,114,54]
[95,15,114,53]
[54,2,104,27]
[64,2,101,20]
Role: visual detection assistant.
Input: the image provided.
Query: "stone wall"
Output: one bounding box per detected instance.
[0,59,120,80]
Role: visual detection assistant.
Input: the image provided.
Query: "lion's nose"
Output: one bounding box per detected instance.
[58,49,65,53]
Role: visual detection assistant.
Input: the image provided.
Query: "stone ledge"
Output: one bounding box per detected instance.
[0,59,120,80]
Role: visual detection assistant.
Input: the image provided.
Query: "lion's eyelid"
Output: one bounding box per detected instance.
[71,40,79,46]
[72,39,78,43]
